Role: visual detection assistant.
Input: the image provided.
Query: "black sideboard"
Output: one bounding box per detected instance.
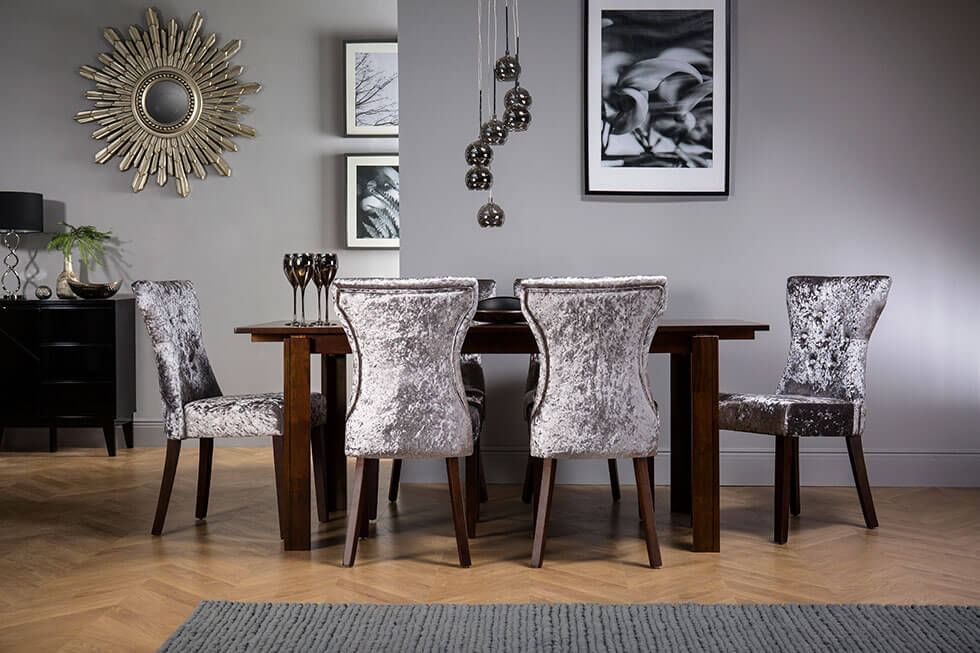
[0,295,136,455]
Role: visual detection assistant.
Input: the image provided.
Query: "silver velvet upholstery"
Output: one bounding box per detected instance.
[332,277,479,459]
[519,276,668,459]
[719,276,891,438]
[133,280,326,440]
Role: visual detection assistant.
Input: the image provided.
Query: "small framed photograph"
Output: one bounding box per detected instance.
[344,41,399,137]
[346,154,400,249]
[585,0,730,195]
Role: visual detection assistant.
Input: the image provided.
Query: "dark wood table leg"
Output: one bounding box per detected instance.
[283,336,312,550]
[670,352,692,516]
[691,335,720,553]
[322,354,348,516]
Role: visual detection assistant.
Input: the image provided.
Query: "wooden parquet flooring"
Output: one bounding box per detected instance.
[1,447,978,652]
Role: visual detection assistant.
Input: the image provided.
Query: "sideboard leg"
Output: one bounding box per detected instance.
[49,427,58,453]
[102,424,117,457]
[122,421,134,449]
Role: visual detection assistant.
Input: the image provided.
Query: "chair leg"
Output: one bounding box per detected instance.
[773,438,792,544]
[311,426,330,523]
[846,435,879,529]
[465,453,480,538]
[531,458,557,568]
[634,457,662,568]
[477,440,489,503]
[530,457,544,530]
[152,440,181,535]
[520,454,534,504]
[195,438,214,519]
[388,459,402,502]
[446,458,472,567]
[343,457,369,567]
[102,423,117,457]
[272,437,286,539]
[607,459,621,503]
[790,438,801,516]
[362,459,378,537]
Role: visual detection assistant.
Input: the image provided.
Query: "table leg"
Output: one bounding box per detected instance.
[283,336,312,550]
[691,335,720,552]
[322,354,348,515]
[670,352,692,516]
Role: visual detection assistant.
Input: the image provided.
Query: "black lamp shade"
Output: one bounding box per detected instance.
[0,191,44,233]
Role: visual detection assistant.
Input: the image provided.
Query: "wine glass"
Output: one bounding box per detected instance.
[312,253,338,325]
[293,253,314,325]
[283,253,299,325]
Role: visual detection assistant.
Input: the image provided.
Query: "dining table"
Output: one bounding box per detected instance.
[235,318,769,553]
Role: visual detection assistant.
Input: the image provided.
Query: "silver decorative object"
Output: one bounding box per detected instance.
[503,106,531,132]
[465,140,494,166]
[477,200,505,228]
[35,285,52,300]
[480,118,508,145]
[494,54,521,81]
[465,166,493,191]
[505,85,532,109]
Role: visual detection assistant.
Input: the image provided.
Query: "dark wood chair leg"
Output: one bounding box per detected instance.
[446,458,472,567]
[311,426,330,523]
[102,424,117,457]
[272,436,286,539]
[520,454,534,504]
[476,440,489,503]
[634,457,662,568]
[152,440,181,535]
[530,457,544,530]
[773,438,792,544]
[531,458,557,568]
[388,459,402,502]
[361,459,378,537]
[790,438,801,516]
[607,459,621,503]
[122,421,134,449]
[49,427,58,453]
[465,453,480,538]
[342,457,369,567]
[195,438,214,519]
[846,435,878,529]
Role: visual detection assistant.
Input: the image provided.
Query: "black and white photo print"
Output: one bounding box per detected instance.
[585,1,729,194]
[346,154,400,249]
[345,42,399,136]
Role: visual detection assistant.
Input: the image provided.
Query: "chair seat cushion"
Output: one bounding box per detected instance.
[184,392,327,439]
[719,393,861,438]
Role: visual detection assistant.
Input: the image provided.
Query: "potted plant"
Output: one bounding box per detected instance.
[47,223,112,298]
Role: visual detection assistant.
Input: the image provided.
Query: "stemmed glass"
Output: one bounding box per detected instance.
[283,253,300,325]
[293,253,314,325]
[311,253,338,325]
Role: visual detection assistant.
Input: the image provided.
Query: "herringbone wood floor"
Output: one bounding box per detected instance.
[1,448,977,652]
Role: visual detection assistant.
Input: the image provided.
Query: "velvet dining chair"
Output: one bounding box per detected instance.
[132,280,328,537]
[332,277,479,567]
[519,276,668,568]
[719,276,892,544]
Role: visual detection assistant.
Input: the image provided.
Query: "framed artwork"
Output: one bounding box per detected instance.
[344,41,399,136]
[585,0,730,195]
[346,154,400,249]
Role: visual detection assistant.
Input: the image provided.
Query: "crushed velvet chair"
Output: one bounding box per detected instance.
[132,281,327,537]
[719,276,892,544]
[387,278,494,537]
[332,277,479,567]
[520,276,668,568]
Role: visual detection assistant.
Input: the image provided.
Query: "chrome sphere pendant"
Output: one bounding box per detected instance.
[465,140,493,166]
[505,86,532,109]
[503,106,531,132]
[477,201,505,228]
[480,118,509,145]
[465,165,493,191]
[494,55,521,82]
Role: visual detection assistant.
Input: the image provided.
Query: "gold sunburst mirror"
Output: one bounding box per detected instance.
[74,7,261,197]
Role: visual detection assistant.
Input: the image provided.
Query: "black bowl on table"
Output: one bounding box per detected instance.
[475,296,524,323]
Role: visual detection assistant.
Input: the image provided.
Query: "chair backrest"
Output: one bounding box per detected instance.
[520,276,668,459]
[332,277,479,459]
[132,280,222,440]
[477,278,497,301]
[778,276,891,402]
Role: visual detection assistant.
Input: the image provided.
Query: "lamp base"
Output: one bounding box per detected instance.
[2,230,24,299]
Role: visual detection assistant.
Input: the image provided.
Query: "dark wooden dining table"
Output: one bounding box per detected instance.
[235,318,769,553]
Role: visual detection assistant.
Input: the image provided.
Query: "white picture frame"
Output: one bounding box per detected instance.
[345,41,399,137]
[346,154,400,249]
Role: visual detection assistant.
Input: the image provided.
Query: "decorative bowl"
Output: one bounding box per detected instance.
[67,279,122,299]
[475,296,524,323]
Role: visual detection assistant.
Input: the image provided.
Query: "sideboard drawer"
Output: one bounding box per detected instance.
[40,345,115,382]
[39,307,114,345]
[40,381,115,418]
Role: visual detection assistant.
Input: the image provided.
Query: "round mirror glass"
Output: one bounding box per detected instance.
[144,79,190,125]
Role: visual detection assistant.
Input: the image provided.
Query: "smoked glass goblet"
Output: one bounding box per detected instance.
[312,253,338,325]
[293,252,314,325]
[283,253,300,325]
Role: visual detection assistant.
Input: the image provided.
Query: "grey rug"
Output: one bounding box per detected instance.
[160,602,980,652]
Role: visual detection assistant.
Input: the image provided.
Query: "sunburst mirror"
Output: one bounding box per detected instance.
[74,7,261,197]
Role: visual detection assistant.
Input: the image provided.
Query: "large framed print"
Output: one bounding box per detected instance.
[346,154,400,249]
[585,1,730,195]
[344,41,399,136]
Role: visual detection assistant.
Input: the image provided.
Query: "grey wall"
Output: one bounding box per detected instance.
[1,0,398,449]
[398,0,980,485]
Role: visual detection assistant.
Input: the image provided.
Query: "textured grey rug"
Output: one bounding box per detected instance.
[160,602,980,652]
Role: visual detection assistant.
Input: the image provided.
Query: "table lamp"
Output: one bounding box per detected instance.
[0,191,44,300]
